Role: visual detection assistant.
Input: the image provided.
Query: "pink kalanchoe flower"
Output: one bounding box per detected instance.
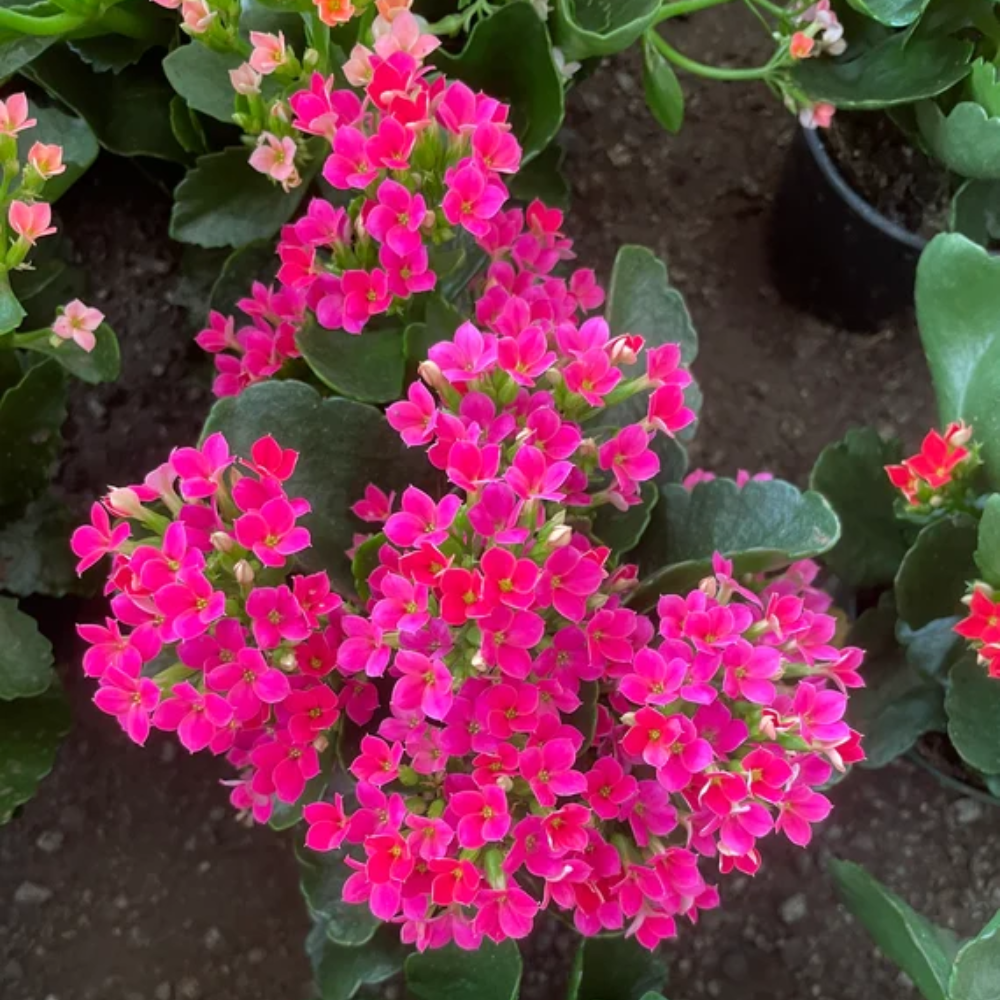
[207,647,291,721]
[230,62,262,95]
[519,738,586,807]
[9,200,56,244]
[428,322,497,384]
[505,446,573,502]
[285,684,340,743]
[340,268,392,334]
[619,647,687,707]
[251,734,320,802]
[564,348,622,407]
[442,159,507,237]
[249,133,301,191]
[94,667,160,746]
[0,93,35,136]
[537,546,605,623]
[365,180,427,256]
[246,585,310,649]
[450,784,511,849]
[322,126,378,190]
[51,299,103,353]
[249,30,288,75]
[599,425,660,497]
[152,682,233,753]
[27,142,65,181]
[181,0,215,33]
[352,484,395,523]
[476,885,538,942]
[304,794,349,851]
[314,0,356,26]
[384,487,460,547]
[71,502,130,574]
[648,385,696,437]
[585,757,638,821]
[170,433,232,500]
[480,546,539,612]
[234,496,311,567]
[350,735,403,786]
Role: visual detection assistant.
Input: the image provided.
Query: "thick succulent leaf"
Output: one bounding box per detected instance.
[844,0,931,26]
[949,910,1000,1000]
[632,478,840,607]
[307,920,406,1000]
[916,235,1000,487]
[793,35,974,109]
[829,859,952,1000]
[846,601,946,769]
[592,481,658,558]
[508,141,570,208]
[162,44,242,123]
[26,46,186,161]
[434,1,564,160]
[0,681,70,824]
[642,33,685,134]
[200,380,443,591]
[297,320,406,404]
[0,495,80,597]
[170,146,316,249]
[976,494,1000,588]
[950,178,1000,247]
[0,271,25,335]
[971,58,1000,119]
[809,427,909,590]
[947,655,1000,775]
[406,940,522,1000]
[0,597,54,700]
[68,34,157,74]
[0,36,54,78]
[19,323,120,384]
[296,840,378,947]
[209,241,278,316]
[553,0,659,62]
[0,360,66,520]
[917,101,1000,181]
[568,935,668,1000]
[894,516,977,631]
[16,99,98,202]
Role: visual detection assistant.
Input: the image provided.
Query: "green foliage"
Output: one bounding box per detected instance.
[0,496,81,598]
[0,596,54,700]
[406,940,522,1000]
[592,481,658,558]
[0,273,25,335]
[19,323,120,384]
[918,101,1000,181]
[950,911,1000,1000]
[631,478,840,607]
[975,495,1000,588]
[947,656,1000,775]
[894,516,977,631]
[162,44,242,124]
[553,0,659,62]
[843,0,932,26]
[308,922,407,1000]
[950,179,1000,247]
[17,99,99,202]
[971,58,1000,119]
[642,34,684,134]
[793,34,974,109]
[296,841,378,947]
[809,427,910,590]
[829,859,953,1000]
[568,935,668,1000]
[209,241,278,316]
[0,360,66,520]
[201,380,443,591]
[434,1,564,160]
[170,146,315,248]
[0,681,70,824]
[297,320,406,404]
[916,235,1000,488]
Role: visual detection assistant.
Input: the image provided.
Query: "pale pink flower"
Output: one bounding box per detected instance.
[0,93,35,137]
[249,133,300,191]
[180,0,214,33]
[52,299,103,353]
[249,31,287,75]
[230,62,262,95]
[8,200,56,244]
[27,142,65,180]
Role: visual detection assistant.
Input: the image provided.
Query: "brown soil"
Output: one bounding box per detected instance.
[1,8,974,1000]
[825,112,952,240]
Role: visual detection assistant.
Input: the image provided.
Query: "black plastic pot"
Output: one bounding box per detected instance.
[768,127,927,333]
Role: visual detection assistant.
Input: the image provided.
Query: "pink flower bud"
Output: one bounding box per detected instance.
[211,531,235,553]
[105,487,144,519]
[234,559,255,586]
[181,0,215,34]
[229,62,262,95]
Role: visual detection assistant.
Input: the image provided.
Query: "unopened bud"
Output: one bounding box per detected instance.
[399,765,420,787]
[105,487,145,519]
[496,774,514,792]
[313,734,329,753]
[211,531,235,553]
[699,576,719,599]
[234,559,255,587]
[269,100,290,124]
[417,359,449,395]
[547,525,573,549]
[949,422,974,447]
[279,649,298,670]
[229,62,261,96]
[470,650,487,673]
[621,711,637,727]
[303,47,319,71]
[608,335,638,367]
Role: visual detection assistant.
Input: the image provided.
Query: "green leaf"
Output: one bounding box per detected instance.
[508,141,570,208]
[200,380,443,591]
[0,360,66,519]
[0,597,54,700]
[917,101,1000,181]
[209,240,278,316]
[0,681,70,824]
[632,478,840,607]
[162,44,241,124]
[916,234,1000,486]
[894,516,977,630]
[19,323,120,385]
[170,146,314,248]
[809,427,909,590]
[950,178,1000,247]
[17,99,99,202]
[68,34,157,75]
[606,245,697,364]
[947,655,1000,775]
[553,0,659,62]
[406,940,522,1000]
[351,532,384,603]
[0,495,82,597]
[844,0,931,26]
[0,35,54,79]
[307,921,407,1000]
[793,35,974,109]
[169,96,209,156]
[642,34,684,134]
[26,46,186,161]
[950,910,1000,1000]
[434,1,565,160]
[972,58,1000,120]
[976,495,1000,588]
[297,840,378,946]
[846,602,946,769]
[900,616,962,681]
[297,320,406,404]
[592,480,658,557]
[0,271,25,335]
[568,935,668,1000]
[829,859,952,1000]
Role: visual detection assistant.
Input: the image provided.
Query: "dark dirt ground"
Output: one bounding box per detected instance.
[2,8,977,1000]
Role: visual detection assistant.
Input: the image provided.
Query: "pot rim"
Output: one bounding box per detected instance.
[803,126,929,254]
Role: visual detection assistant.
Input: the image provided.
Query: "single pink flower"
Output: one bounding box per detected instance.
[51,299,103,353]
[249,30,288,75]
[152,681,233,753]
[442,159,507,237]
[94,667,160,745]
[585,757,638,821]
[207,647,291,720]
[27,142,65,181]
[304,794,349,851]
[0,93,35,136]
[365,179,427,255]
[71,502,130,574]
[234,496,311,567]
[520,738,586,807]
[350,735,402,786]
[249,133,300,191]
[450,784,510,849]
[9,200,56,244]
[391,650,454,721]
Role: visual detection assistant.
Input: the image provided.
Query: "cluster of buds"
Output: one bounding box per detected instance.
[885,422,980,511]
[789,0,847,60]
[956,585,1000,679]
[77,211,864,952]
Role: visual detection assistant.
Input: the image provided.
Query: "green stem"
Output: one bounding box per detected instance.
[656,0,732,23]
[92,4,164,41]
[647,29,783,80]
[0,6,86,35]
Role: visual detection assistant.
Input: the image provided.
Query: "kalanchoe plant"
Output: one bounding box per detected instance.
[0,92,121,824]
[791,0,1000,246]
[810,231,1000,798]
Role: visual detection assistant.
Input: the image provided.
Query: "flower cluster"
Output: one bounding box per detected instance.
[78,220,864,953]
[956,585,1000,679]
[789,0,846,61]
[885,421,979,509]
